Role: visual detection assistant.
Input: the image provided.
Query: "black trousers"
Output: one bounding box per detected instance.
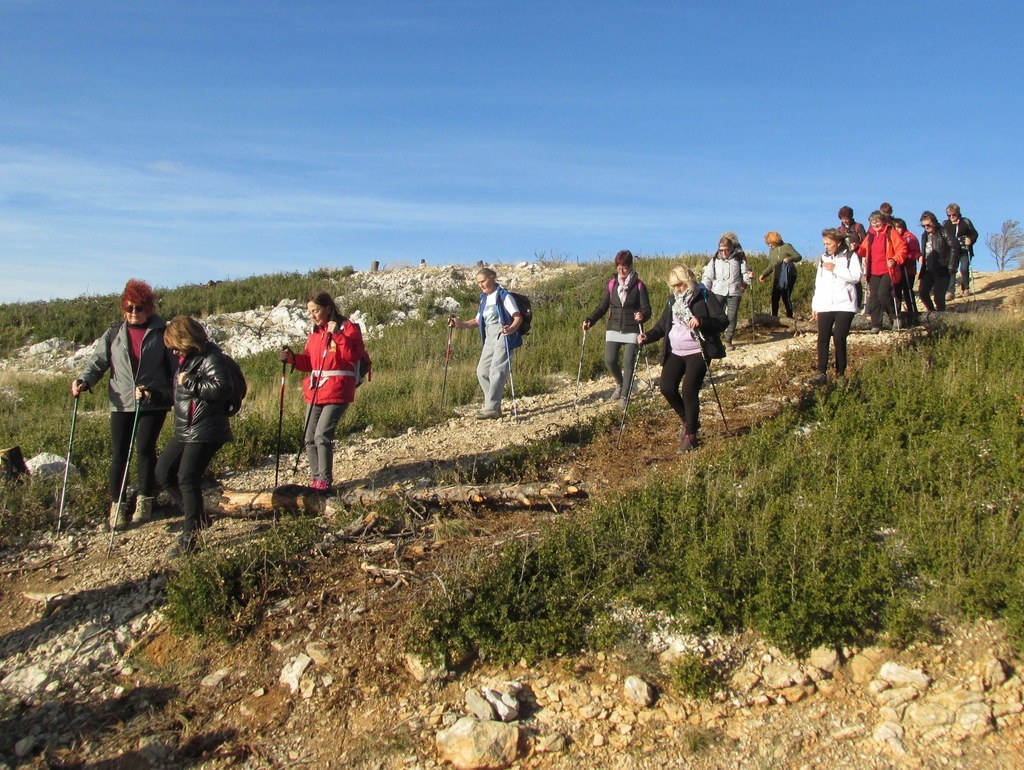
[815,312,855,376]
[866,274,898,328]
[659,352,707,436]
[109,410,167,502]
[156,437,223,540]
[918,269,950,312]
[770,285,794,318]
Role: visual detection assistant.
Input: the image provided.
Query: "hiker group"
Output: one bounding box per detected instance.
[63,200,977,550]
[68,280,365,557]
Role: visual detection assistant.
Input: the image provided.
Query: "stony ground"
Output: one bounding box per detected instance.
[2,269,1024,769]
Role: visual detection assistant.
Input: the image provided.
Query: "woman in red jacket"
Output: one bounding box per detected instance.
[857,210,908,333]
[281,291,365,490]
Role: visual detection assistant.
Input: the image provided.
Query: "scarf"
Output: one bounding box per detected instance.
[617,271,636,305]
[671,289,695,327]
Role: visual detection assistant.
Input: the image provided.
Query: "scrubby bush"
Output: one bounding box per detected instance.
[410,317,1024,659]
[164,519,319,638]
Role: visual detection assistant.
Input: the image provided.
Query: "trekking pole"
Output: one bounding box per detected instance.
[274,358,288,488]
[639,321,654,394]
[106,400,142,559]
[902,263,919,324]
[503,332,518,422]
[440,323,454,409]
[56,394,80,535]
[891,277,902,331]
[693,329,730,436]
[616,335,646,447]
[574,327,588,409]
[749,286,757,339]
[293,337,328,476]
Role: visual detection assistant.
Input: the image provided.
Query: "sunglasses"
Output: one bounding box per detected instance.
[123,305,147,313]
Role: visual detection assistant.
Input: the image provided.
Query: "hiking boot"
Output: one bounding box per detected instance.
[475,410,502,420]
[611,385,622,400]
[678,433,698,454]
[807,372,827,387]
[134,495,155,524]
[945,292,955,302]
[109,502,129,531]
[167,534,199,559]
[869,327,881,335]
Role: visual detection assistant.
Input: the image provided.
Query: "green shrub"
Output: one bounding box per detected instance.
[410,317,1024,658]
[667,653,722,700]
[164,519,319,639]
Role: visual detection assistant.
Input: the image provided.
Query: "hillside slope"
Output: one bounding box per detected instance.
[2,269,1024,768]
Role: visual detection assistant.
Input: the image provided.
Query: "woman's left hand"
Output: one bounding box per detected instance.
[688,318,701,330]
[327,321,338,333]
[633,311,643,321]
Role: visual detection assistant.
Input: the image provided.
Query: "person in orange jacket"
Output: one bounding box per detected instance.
[857,210,908,333]
[280,291,365,490]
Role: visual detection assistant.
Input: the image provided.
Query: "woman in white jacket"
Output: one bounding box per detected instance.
[809,229,862,386]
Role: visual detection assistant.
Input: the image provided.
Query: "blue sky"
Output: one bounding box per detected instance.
[2,0,1021,302]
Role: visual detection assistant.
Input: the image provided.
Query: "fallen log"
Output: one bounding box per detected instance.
[216,481,588,518]
[360,562,419,587]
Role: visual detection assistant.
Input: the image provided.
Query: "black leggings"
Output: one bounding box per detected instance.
[659,353,707,436]
[156,437,224,539]
[771,285,794,318]
[815,312,855,376]
[109,410,167,501]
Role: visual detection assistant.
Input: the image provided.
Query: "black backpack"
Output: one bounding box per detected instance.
[503,290,533,336]
[219,352,248,416]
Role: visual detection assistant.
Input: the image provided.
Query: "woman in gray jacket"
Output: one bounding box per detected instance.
[144,316,234,556]
[701,235,751,348]
[71,279,174,530]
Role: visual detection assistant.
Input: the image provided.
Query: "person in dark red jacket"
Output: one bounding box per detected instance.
[892,218,922,326]
[280,291,365,491]
[857,211,908,333]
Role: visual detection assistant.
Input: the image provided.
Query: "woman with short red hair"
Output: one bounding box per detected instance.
[72,279,174,530]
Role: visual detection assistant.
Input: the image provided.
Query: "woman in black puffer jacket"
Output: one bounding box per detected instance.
[583,249,652,404]
[142,316,234,556]
[640,265,728,453]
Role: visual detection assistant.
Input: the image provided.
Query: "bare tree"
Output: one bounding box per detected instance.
[986,220,1024,271]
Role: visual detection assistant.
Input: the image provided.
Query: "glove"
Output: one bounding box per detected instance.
[279,347,294,364]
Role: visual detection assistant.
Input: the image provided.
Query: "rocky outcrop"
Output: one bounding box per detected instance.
[0,262,574,374]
